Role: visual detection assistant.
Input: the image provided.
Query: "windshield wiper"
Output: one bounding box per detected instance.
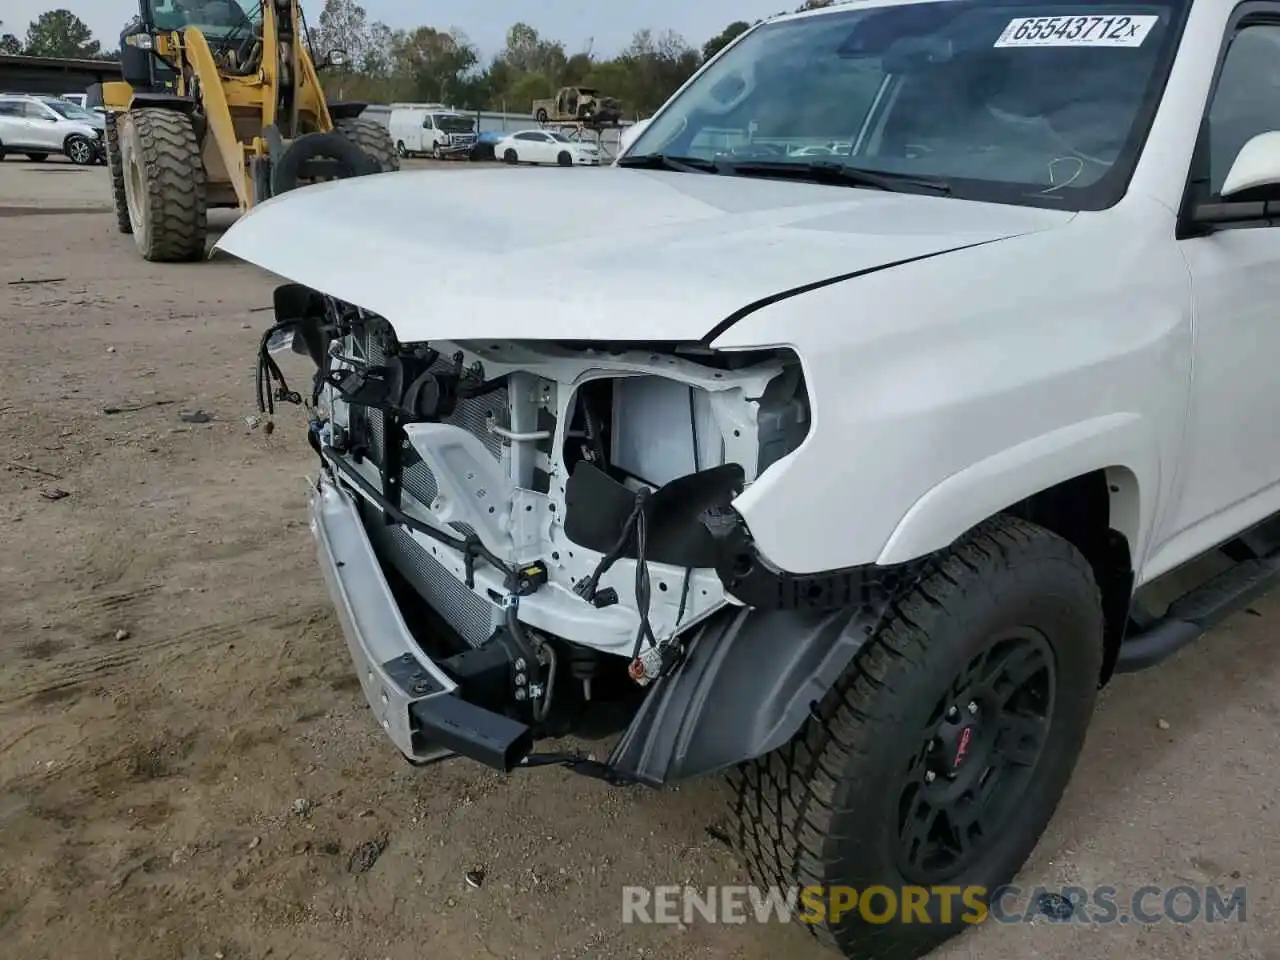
[615,153,719,174]
[720,160,952,194]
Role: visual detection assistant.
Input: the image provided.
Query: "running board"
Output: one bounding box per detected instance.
[1115,553,1280,673]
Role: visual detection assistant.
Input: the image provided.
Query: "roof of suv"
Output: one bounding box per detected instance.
[0,94,86,103]
[0,94,53,105]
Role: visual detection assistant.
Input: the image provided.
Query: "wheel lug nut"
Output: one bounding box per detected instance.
[967,701,978,715]
[947,706,958,719]
[925,770,936,783]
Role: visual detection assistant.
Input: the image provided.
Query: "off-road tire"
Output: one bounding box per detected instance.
[104,112,131,234]
[119,109,207,261]
[728,515,1104,960]
[334,116,400,173]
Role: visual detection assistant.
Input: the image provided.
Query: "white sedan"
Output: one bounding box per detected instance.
[495,130,600,167]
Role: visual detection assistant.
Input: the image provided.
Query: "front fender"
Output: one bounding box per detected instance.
[876,413,1159,566]
[711,205,1189,576]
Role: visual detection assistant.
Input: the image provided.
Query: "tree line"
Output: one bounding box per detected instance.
[313,0,838,117]
[2,1,840,117]
[1,10,116,58]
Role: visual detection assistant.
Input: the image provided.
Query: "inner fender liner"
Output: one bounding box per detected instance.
[271,131,380,197]
[608,604,887,785]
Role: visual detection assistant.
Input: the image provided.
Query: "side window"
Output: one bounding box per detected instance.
[0,102,22,116]
[22,102,53,119]
[1206,24,1280,194]
[422,116,434,129]
[515,132,539,141]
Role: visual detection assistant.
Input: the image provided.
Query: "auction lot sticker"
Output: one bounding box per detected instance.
[994,14,1159,46]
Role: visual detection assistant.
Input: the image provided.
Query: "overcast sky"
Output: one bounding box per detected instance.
[3,1,792,57]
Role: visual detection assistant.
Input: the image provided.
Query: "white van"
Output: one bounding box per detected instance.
[387,104,478,159]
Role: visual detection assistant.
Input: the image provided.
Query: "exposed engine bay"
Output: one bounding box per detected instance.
[260,284,811,751]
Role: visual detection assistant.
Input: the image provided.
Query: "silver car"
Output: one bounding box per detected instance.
[0,94,104,165]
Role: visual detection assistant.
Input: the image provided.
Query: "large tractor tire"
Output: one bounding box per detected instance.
[334,117,399,173]
[118,108,207,262]
[727,515,1103,960]
[104,112,131,234]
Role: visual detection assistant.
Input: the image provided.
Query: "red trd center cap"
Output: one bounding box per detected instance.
[952,724,975,770]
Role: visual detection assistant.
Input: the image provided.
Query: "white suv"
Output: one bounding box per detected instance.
[220,1,1280,957]
[0,94,104,165]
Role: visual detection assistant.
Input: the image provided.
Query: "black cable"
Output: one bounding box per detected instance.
[575,493,645,600]
[256,322,302,415]
[630,494,659,663]
[675,568,692,625]
[580,391,608,467]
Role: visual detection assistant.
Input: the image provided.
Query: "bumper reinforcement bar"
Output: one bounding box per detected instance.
[312,469,634,782]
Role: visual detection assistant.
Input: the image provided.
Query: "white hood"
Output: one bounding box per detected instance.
[215,168,1072,343]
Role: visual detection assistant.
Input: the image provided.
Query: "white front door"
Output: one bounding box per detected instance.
[1166,22,1280,545]
[23,102,62,149]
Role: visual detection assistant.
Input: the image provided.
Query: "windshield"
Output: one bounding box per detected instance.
[549,132,571,142]
[435,115,474,133]
[628,0,1190,209]
[44,99,96,120]
[146,0,260,38]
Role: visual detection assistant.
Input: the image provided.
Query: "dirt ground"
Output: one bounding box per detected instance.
[0,154,1277,960]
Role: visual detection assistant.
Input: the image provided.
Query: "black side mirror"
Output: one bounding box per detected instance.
[318,48,347,71]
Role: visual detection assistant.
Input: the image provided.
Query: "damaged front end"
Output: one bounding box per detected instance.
[260,283,837,782]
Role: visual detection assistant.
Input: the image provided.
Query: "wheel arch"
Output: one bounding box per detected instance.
[873,414,1153,682]
[1001,466,1138,684]
[875,414,1153,567]
[608,428,1150,785]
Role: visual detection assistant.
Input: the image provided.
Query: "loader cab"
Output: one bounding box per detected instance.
[119,16,175,92]
[143,0,259,35]
[120,0,261,92]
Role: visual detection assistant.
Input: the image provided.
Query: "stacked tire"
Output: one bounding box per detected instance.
[334,116,399,173]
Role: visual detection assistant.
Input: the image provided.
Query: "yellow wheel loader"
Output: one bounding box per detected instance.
[102,0,399,262]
